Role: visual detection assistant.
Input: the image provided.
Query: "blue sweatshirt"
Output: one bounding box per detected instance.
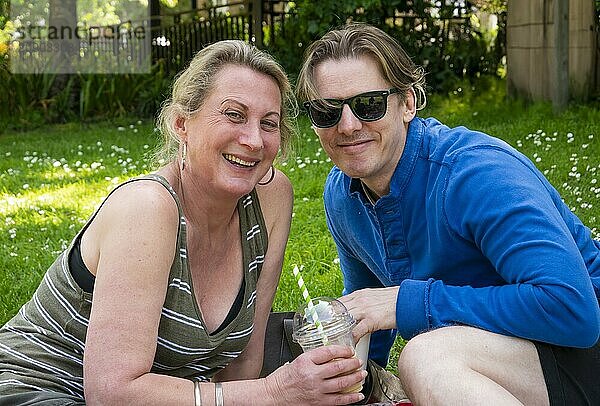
[324,117,600,367]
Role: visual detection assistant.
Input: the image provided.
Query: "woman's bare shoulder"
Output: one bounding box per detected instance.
[85,178,180,252]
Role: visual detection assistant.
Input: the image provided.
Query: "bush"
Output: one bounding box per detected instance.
[0,61,171,132]
[266,0,504,93]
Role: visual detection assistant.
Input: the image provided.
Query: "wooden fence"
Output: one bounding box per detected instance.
[507,0,599,102]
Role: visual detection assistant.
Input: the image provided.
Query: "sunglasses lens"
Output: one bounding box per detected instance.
[308,103,342,128]
[351,94,386,121]
[306,90,393,127]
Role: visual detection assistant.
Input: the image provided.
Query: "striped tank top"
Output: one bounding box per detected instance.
[0,174,267,399]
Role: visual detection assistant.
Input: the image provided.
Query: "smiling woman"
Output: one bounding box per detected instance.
[167,63,283,200]
[0,41,367,406]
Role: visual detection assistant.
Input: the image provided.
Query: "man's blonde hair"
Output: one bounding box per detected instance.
[297,23,426,109]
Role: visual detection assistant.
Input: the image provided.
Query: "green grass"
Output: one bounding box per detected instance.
[0,120,159,319]
[1,78,599,372]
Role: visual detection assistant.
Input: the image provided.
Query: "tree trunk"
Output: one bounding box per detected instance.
[48,0,78,72]
[48,0,79,119]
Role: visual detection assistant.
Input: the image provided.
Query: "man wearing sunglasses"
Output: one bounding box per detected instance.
[297,23,600,405]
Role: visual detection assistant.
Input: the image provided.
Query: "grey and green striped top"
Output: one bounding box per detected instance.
[0,174,267,399]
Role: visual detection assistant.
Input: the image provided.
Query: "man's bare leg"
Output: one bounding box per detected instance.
[397,326,549,405]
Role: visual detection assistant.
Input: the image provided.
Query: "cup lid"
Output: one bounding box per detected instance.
[291,297,355,344]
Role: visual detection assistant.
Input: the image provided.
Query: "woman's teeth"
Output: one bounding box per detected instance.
[223,154,257,167]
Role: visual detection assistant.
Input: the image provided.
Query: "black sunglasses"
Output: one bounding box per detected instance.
[304,88,399,128]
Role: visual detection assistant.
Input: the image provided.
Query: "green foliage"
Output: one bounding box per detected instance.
[0,0,7,29]
[471,0,507,14]
[0,61,171,132]
[1,1,509,126]
[160,0,178,9]
[267,1,504,92]
[0,0,164,130]
[76,64,170,119]
[77,0,150,24]
[0,65,71,127]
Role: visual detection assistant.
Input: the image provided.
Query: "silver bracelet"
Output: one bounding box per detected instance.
[215,382,224,406]
[194,379,202,406]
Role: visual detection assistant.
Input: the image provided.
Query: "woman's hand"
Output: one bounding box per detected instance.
[264,345,366,405]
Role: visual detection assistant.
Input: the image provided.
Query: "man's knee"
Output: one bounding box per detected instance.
[398,327,480,380]
[397,328,457,388]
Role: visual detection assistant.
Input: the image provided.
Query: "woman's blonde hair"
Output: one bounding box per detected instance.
[297,23,426,110]
[155,40,296,165]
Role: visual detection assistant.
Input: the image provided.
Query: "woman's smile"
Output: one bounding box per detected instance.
[223,153,259,168]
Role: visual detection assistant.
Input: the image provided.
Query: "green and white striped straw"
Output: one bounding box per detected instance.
[292,265,329,345]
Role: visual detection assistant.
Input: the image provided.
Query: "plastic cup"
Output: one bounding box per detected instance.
[291,297,363,393]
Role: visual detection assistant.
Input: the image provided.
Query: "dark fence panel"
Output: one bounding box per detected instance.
[261,0,294,47]
[150,2,253,74]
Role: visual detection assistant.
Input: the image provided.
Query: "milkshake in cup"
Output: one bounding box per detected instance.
[291,297,364,393]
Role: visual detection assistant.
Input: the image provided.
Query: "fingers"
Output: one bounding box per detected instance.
[306,344,355,365]
[275,349,367,405]
[297,347,364,382]
[338,289,372,319]
[338,287,400,333]
[339,292,377,341]
[336,290,358,307]
[319,365,367,405]
[351,319,372,342]
[320,391,366,405]
[308,351,366,397]
[320,355,363,379]
[321,367,367,394]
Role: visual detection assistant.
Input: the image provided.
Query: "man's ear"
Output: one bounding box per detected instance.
[403,88,417,123]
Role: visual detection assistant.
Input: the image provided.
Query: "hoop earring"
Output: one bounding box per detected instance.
[180,142,187,171]
[258,166,275,185]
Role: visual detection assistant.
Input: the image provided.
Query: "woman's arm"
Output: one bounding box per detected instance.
[83,180,192,405]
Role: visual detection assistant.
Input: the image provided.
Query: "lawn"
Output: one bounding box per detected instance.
[1,78,599,369]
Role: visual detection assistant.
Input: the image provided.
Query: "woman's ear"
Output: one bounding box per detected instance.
[174,115,187,139]
[403,88,417,123]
